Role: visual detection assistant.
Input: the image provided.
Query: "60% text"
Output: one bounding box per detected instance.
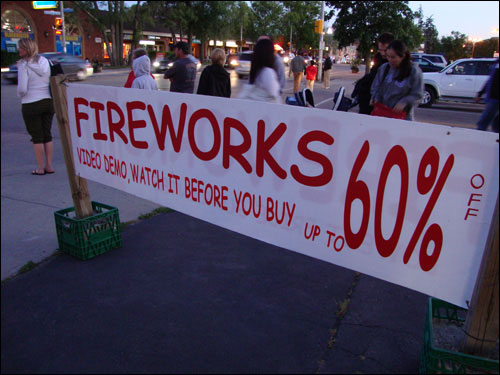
[305,141,454,272]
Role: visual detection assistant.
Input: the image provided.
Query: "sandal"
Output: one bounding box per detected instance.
[32,170,46,176]
[44,169,55,174]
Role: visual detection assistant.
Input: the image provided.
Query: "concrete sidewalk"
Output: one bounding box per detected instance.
[1,211,428,374]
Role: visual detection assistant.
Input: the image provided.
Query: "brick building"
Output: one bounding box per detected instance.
[1,1,103,61]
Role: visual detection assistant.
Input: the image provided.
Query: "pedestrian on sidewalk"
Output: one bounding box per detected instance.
[197,48,231,98]
[475,58,499,132]
[305,60,317,92]
[323,53,332,89]
[16,38,55,176]
[164,41,197,93]
[370,40,423,121]
[355,32,394,115]
[290,49,307,93]
[124,48,155,88]
[237,38,281,104]
[256,35,286,93]
[131,55,158,90]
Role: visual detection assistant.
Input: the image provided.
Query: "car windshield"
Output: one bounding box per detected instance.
[239,53,253,61]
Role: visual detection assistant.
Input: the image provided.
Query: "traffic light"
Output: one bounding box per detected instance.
[54,17,63,35]
[314,20,323,34]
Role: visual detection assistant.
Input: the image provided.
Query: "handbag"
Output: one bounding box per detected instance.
[370,102,407,120]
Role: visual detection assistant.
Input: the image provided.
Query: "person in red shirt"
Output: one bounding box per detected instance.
[305,60,317,92]
[124,48,155,88]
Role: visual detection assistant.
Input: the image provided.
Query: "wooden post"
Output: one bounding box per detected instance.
[461,196,499,356]
[50,75,93,219]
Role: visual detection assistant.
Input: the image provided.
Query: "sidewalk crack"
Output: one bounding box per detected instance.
[1,195,63,210]
[315,271,361,374]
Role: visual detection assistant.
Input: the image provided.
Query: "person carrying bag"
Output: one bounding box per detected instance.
[370,40,423,121]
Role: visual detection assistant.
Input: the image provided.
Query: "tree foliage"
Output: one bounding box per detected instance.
[73,1,126,66]
[325,1,423,71]
[440,31,468,62]
[281,1,321,51]
[472,37,499,58]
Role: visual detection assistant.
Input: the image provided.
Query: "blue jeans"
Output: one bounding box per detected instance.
[477,99,499,132]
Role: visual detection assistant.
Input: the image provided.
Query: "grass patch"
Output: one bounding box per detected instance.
[138,207,172,220]
[120,207,172,231]
[18,261,37,274]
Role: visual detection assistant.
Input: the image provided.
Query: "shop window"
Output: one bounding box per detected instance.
[1,10,32,33]
[103,43,130,60]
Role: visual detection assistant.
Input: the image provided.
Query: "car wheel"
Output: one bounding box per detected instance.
[420,86,435,107]
[76,69,87,80]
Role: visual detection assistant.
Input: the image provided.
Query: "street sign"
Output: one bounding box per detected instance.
[63,8,73,12]
[44,10,61,15]
[33,1,58,9]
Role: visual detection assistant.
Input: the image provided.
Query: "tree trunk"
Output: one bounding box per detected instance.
[199,39,206,63]
[129,0,141,65]
[188,30,193,55]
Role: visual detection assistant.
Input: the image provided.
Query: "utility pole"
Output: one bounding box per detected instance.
[240,23,243,53]
[290,23,292,53]
[60,0,67,53]
[317,1,325,82]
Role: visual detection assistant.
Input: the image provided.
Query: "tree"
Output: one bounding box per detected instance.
[325,1,423,72]
[440,31,468,62]
[73,1,126,66]
[281,1,321,51]
[190,1,232,62]
[248,1,285,41]
[473,37,499,58]
[124,1,154,64]
[422,16,440,54]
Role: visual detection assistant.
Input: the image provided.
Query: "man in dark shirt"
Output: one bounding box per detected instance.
[164,41,196,93]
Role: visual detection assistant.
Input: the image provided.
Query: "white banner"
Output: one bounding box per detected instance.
[66,84,499,308]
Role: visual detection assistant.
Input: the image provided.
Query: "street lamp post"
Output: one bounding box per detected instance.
[469,37,480,58]
[317,1,325,82]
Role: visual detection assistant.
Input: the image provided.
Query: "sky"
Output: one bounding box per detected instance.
[407,1,499,41]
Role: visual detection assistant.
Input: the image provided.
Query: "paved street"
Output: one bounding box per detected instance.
[0,64,488,373]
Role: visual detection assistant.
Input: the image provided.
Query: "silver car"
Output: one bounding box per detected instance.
[235,51,253,78]
[2,53,93,83]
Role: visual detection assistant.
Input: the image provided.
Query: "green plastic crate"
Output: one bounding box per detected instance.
[54,201,122,260]
[419,297,499,374]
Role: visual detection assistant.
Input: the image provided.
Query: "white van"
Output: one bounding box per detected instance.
[411,53,448,68]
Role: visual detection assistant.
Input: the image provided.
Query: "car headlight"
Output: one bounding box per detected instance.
[230,60,238,66]
[153,61,160,67]
[168,62,174,67]
[197,63,201,70]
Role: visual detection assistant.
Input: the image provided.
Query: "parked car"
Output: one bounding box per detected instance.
[411,53,448,68]
[152,54,201,74]
[420,58,497,107]
[3,53,93,84]
[412,56,444,72]
[224,54,239,69]
[235,51,253,78]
